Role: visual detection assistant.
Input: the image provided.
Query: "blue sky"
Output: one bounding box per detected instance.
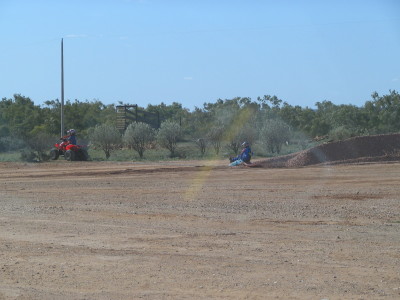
[1,0,399,110]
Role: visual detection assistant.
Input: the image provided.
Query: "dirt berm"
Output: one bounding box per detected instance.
[257,133,400,168]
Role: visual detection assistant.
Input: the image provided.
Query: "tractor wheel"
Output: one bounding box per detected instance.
[79,149,89,161]
[64,150,76,161]
[50,148,59,160]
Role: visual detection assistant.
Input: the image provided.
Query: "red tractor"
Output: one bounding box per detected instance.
[50,137,89,161]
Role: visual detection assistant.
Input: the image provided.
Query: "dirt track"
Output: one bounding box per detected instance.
[0,160,399,299]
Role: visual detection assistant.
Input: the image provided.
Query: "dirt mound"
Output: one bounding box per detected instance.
[257,133,400,168]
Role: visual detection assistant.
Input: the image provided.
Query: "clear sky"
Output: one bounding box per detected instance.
[1,0,399,110]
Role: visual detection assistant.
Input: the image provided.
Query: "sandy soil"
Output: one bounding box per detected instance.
[0,160,399,299]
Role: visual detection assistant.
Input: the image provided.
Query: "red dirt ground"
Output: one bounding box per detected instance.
[0,134,400,299]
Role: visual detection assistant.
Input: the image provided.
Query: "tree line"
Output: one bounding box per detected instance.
[0,90,399,160]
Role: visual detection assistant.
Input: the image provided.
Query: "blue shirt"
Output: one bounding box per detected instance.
[68,135,77,145]
[240,146,252,162]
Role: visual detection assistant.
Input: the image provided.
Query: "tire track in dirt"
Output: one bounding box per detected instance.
[0,165,223,180]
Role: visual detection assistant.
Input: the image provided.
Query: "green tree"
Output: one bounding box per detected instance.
[156,121,182,157]
[294,107,316,137]
[185,106,213,138]
[329,126,353,141]
[146,102,187,122]
[278,103,303,129]
[260,119,290,154]
[44,99,116,137]
[207,125,224,155]
[146,102,190,133]
[0,94,44,137]
[0,136,25,152]
[123,122,155,158]
[364,90,400,133]
[25,132,54,161]
[226,123,257,155]
[89,124,121,159]
[194,138,208,156]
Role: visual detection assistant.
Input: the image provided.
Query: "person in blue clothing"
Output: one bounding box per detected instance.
[66,129,77,145]
[229,141,253,164]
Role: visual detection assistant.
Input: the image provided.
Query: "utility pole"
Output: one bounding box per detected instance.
[61,38,65,137]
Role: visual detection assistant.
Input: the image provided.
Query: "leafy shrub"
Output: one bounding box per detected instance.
[123,122,155,158]
[88,124,122,159]
[225,124,257,155]
[20,149,36,162]
[24,132,54,161]
[207,126,224,155]
[329,126,353,141]
[260,119,290,154]
[156,121,182,157]
[194,138,208,156]
[0,136,26,152]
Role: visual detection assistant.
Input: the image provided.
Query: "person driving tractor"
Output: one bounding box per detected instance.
[66,129,77,145]
[59,129,77,150]
[51,128,88,161]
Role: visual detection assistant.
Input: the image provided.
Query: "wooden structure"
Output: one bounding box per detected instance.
[116,105,162,131]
